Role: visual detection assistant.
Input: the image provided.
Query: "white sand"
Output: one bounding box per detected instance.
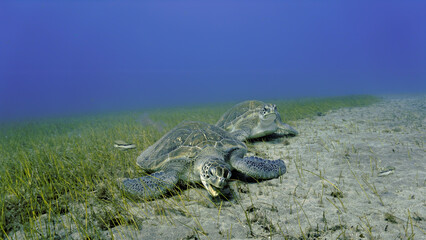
[11,95,425,239]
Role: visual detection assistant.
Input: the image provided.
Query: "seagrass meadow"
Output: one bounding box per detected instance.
[1,95,382,239]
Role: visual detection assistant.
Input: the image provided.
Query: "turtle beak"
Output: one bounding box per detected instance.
[201,180,220,197]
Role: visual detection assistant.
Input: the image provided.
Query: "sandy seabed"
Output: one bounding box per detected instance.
[12,95,425,239]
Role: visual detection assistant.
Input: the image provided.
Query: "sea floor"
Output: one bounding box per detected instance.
[10,95,425,239]
[250,94,425,239]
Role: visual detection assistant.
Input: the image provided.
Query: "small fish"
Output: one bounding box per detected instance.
[114,140,136,150]
[378,166,395,177]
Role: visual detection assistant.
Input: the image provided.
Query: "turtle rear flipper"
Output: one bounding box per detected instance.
[230,156,286,180]
[120,171,179,199]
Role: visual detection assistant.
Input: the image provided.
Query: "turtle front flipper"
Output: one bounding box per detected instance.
[230,128,251,142]
[120,171,179,199]
[230,156,286,179]
[275,114,298,136]
[276,122,298,136]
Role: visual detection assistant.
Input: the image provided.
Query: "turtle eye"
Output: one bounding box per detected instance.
[273,105,277,110]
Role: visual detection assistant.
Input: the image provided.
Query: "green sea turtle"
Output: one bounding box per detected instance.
[120,121,286,199]
[216,100,298,141]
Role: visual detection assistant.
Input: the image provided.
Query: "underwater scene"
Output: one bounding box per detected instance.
[1,1,425,239]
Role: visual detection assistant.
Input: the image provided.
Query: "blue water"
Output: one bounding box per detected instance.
[1,1,425,121]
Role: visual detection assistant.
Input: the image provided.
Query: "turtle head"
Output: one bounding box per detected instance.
[259,104,277,123]
[200,159,232,197]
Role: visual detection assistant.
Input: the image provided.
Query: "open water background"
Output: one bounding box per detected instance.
[1,1,425,121]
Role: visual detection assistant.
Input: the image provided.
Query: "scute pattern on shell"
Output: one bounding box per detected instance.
[137,121,245,171]
[216,100,264,130]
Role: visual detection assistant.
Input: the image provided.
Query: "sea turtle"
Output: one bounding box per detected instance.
[120,121,286,199]
[216,100,298,141]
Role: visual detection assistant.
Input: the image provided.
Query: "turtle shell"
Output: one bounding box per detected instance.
[136,121,246,172]
[216,100,265,130]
